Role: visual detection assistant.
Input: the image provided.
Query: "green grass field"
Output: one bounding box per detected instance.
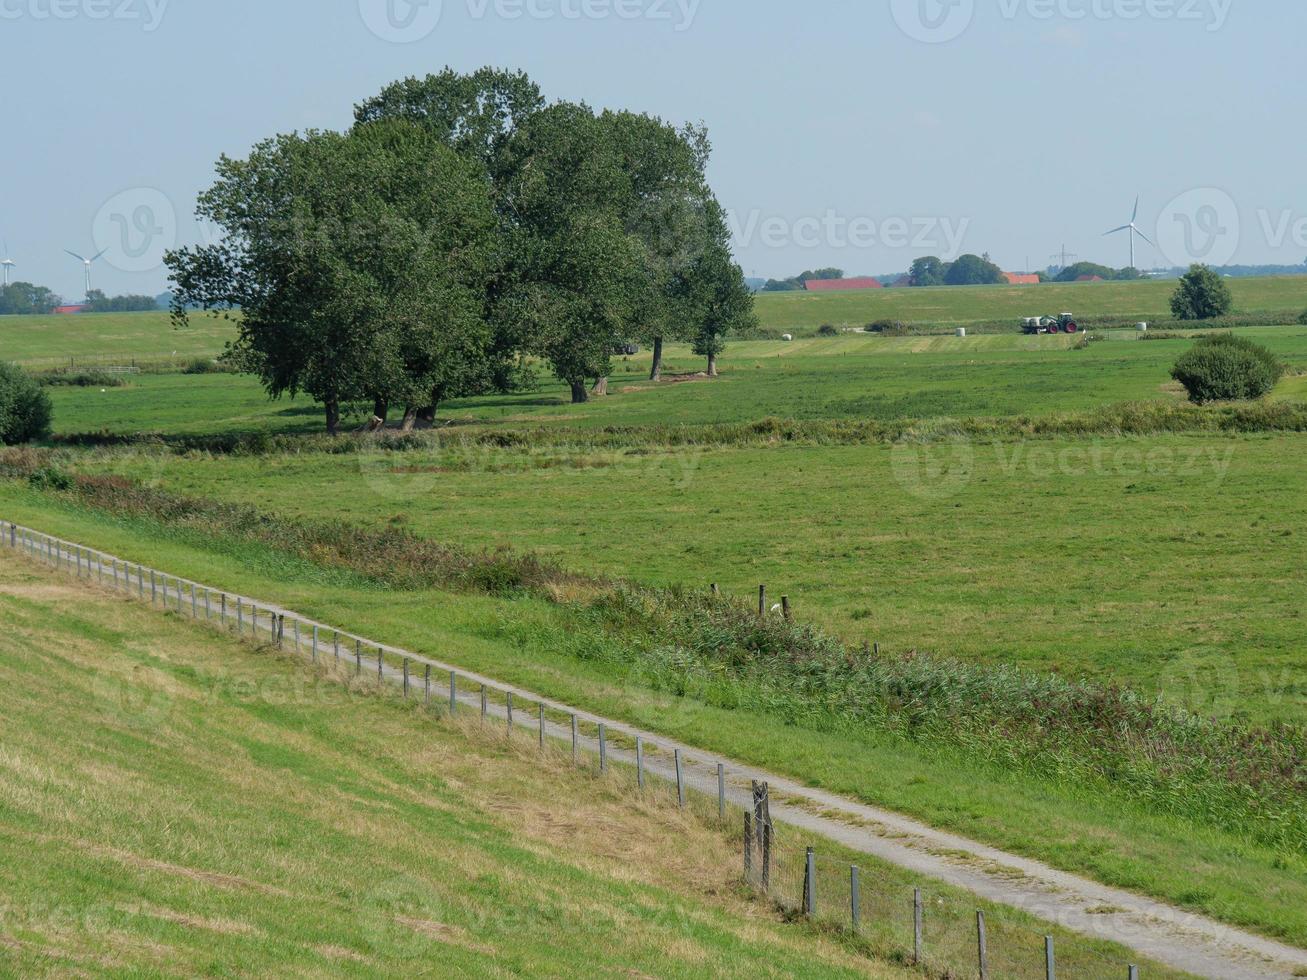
[43,326,1307,436]
[0,549,917,978]
[753,275,1307,330]
[4,291,1306,953]
[0,311,237,368]
[0,548,1197,979]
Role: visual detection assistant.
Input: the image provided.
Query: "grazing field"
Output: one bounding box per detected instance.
[0,311,236,368]
[0,549,921,979]
[44,326,1307,436]
[754,275,1307,331]
[2,483,1304,950]
[6,298,1306,953]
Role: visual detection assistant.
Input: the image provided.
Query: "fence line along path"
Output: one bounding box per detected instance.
[3,519,1305,980]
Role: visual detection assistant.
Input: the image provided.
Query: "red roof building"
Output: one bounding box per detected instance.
[1075,275,1105,283]
[1003,273,1040,285]
[54,305,88,314]
[804,277,884,292]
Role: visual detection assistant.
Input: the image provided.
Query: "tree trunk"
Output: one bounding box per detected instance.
[364,398,387,432]
[591,377,609,397]
[650,336,664,382]
[400,407,419,432]
[325,400,341,436]
[707,353,719,378]
[570,381,589,404]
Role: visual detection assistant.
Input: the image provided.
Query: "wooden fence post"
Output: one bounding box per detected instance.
[377,646,383,683]
[598,724,607,772]
[758,584,766,617]
[333,631,340,663]
[311,625,318,662]
[636,738,644,789]
[355,640,362,675]
[506,692,514,734]
[743,813,753,880]
[674,749,685,808]
[977,911,989,980]
[1128,967,1138,980]
[424,666,431,705]
[571,714,578,761]
[538,704,545,749]
[402,659,410,698]
[449,672,457,715]
[481,685,488,722]
[781,595,791,621]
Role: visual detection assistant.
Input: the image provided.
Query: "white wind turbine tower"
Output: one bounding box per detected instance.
[65,248,108,299]
[1103,196,1154,270]
[0,241,14,288]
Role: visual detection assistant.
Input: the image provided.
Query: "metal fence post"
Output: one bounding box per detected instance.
[402,659,410,698]
[636,738,645,789]
[914,888,924,964]
[850,866,861,934]
[598,724,607,772]
[538,704,545,749]
[571,714,578,761]
[674,749,685,808]
[334,631,340,663]
[803,848,816,917]
[977,911,989,980]
[449,672,457,715]
[1045,936,1055,980]
[481,685,488,721]
[424,665,431,705]
[377,646,383,683]
[1128,967,1138,980]
[311,624,318,662]
[355,640,362,675]
[507,692,514,734]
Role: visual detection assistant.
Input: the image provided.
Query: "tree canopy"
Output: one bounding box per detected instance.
[1171,264,1234,321]
[0,282,61,316]
[169,67,754,424]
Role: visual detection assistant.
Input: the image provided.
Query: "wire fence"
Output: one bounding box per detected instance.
[2,518,1158,980]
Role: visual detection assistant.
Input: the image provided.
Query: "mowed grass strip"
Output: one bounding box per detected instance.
[0,551,916,979]
[1,486,1303,950]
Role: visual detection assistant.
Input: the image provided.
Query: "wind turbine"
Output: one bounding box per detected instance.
[0,240,14,288]
[1103,196,1154,270]
[65,248,107,299]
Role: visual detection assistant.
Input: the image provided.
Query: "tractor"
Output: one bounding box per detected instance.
[1022,313,1080,335]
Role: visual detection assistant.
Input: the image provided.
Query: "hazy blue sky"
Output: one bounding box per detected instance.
[1,0,1303,300]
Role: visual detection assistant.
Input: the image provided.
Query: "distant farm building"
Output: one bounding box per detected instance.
[888,275,915,288]
[1003,273,1040,285]
[1076,274,1106,283]
[54,305,88,314]
[804,277,884,292]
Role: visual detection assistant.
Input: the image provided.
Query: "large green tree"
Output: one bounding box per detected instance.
[497,102,645,403]
[687,203,757,377]
[1171,264,1234,321]
[167,120,497,433]
[0,282,61,315]
[943,253,1005,286]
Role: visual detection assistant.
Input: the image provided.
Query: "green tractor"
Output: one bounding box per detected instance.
[1022,313,1080,335]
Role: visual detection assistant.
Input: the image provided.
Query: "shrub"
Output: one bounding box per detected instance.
[183,357,238,375]
[1170,334,1285,403]
[1298,310,1307,325]
[0,363,53,445]
[816,324,839,337]
[865,319,910,335]
[1170,264,1234,321]
[38,370,126,388]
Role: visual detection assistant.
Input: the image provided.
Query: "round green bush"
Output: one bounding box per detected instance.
[1170,334,1285,404]
[0,362,53,445]
[816,324,839,337]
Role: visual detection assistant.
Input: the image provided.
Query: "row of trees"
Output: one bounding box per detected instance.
[760,268,846,292]
[83,290,160,313]
[0,282,61,315]
[168,68,757,433]
[908,253,1006,287]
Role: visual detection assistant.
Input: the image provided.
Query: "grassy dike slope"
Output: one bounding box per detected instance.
[1,482,1302,951]
[0,548,912,979]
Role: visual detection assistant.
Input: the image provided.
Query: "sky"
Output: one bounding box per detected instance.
[1,0,1304,301]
